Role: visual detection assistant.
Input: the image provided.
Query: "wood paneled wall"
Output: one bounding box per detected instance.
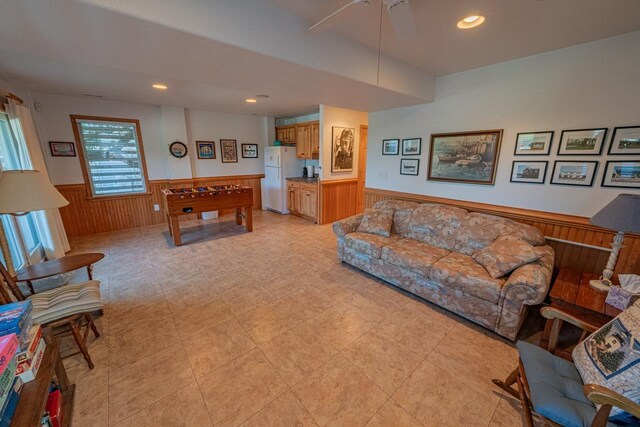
[319,179,359,225]
[364,188,640,276]
[57,174,264,237]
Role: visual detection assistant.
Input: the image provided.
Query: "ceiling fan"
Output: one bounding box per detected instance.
[308,0,417,40]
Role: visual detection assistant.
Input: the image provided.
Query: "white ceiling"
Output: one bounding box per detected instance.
[269,0,640,76]
[0,0,638,116]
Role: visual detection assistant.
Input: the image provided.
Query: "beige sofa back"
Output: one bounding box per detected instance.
[373,200,546,254]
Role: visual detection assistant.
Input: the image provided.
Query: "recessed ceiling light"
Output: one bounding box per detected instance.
[457,15,485,29]
[246,98,257,103]
[152,84,168,90]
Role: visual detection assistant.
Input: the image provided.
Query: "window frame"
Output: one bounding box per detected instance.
[70,115,152,200]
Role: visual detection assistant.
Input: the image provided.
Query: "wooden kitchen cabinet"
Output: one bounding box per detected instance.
[275,121,319,159]
[276,127,287,142]
[286,127,296,143]
[296,124,312,159]
[311,122,320,154]
[287,181,300,213]
[286,180,317,222]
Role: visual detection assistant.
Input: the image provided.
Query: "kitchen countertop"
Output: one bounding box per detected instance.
[286,177,318,183]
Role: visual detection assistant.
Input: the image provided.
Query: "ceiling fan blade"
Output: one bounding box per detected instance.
[308,0,369,31]
[385,0,417,40]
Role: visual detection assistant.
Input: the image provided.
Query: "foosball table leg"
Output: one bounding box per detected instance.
[235,208,243,226]
[170,216,182,246]
[245,206,253,232]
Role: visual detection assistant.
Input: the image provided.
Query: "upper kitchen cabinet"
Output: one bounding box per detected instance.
[312,122,319,155]
[275,120,319,160]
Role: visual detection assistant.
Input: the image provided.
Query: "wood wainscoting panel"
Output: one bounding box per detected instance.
[57,174,264,237]
[319,179,359,225]
[364,187,640,276]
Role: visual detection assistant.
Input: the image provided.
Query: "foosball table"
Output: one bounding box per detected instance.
[161,185,254,246]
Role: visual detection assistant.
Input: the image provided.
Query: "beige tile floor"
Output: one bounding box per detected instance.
[60,211,534,426]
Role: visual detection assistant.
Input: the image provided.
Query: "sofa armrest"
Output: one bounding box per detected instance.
[333,214,363,237]
[500,245,554,307]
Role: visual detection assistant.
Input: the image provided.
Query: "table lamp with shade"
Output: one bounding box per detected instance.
[0,170,69,266]
[588,193,640,291]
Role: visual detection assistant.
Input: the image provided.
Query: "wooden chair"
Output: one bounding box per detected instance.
[0,260,102,369]
[493,306,640,426]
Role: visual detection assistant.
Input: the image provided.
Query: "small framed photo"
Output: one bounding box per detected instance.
[400,158,419,176]
[402,138,421,156]
[241,144,258,158]
[49,141,76,157]
[607,126,640,155]
[601,161,640,188]
[196,141,216,159]
[550,161,598,187]
[220,139,238,163]
[514,131,553,156]
[382,139,399,155]
[510,161,548,184]
[557,128,607,155]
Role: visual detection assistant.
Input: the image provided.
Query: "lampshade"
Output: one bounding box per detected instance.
[589,194,640,233]
[0,170,69,214]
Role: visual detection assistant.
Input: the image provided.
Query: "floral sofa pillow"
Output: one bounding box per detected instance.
[572,301,640,423]
[472,235,541,278]
[357,208,395,237]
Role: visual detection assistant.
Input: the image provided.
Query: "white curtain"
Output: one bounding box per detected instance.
[5,100,70,259]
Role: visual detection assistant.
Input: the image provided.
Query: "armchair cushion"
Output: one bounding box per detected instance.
[517,341,606,427]
[343,232,400,259]
[356,208,395,237]
[472,235,542,279]
[572,301,640,423]
[28,280,103,325]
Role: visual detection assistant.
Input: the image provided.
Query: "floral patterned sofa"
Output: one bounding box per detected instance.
[333,200,555,340]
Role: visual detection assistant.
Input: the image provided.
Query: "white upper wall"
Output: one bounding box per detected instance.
[367,32,640,217]
[320,105,368,181]
[30,92,269,185]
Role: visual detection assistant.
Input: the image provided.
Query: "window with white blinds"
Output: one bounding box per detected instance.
[72,116,148,197]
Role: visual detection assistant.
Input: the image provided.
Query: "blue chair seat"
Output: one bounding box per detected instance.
[517,341,616,427]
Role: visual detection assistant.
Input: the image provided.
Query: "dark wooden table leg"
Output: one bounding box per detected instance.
[170,216,181,246]
[246,206,253,232]
[86,264,93,280]
[235,208,243,226]
[27,280,35,295]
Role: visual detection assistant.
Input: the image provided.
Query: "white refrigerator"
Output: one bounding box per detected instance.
[264,146,299,214]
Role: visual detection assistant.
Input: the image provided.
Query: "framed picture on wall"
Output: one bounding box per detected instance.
[428,129,503,185]
[220,139,238,163]
[557,128,607,155]
[607,126,640,155]
[382,139,399,155]
[514,131,553,155]
[601,161,640,188]
[402,138,421,155]
[49,141,76,157]
[400,159,419,176]
[510,161,548,184]
[196,141,216,159]
[331,126,355,172]
[550,161,598,187]
[241,144,258,158]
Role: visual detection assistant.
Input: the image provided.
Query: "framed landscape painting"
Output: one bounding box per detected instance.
[400,159,419,176]
[510,161,548,184]
[428,129,503,185]
[550,161,598,187]
[601,161,640,188]
[382,139,399,155]
[331,127,354,172]
[220,139,238,163]
[514,131,553,155]
[196,141,216,159]
[557,128,607,155]
[607,126,640,155]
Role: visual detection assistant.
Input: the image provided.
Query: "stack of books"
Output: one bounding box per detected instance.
[0,333,22,427]
[0,301,33,352]
[15,325,46,383]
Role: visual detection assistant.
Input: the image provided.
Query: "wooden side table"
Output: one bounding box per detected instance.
[540,268,622,359]
[14,253,104,294]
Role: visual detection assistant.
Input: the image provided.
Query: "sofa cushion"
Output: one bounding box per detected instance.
[429,252,505,304]
[511,222,547,246]
[408,204,468,251]
[473,236,542,279]
[572,300,640,423]
[357,208,395,237]
[381,238,450,277]
[374,200,419,237]
[453,213,517,255]
[343,232,400,259]
[517,341,603,427]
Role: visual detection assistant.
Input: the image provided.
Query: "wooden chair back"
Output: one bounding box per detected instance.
[0,260,26,301]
